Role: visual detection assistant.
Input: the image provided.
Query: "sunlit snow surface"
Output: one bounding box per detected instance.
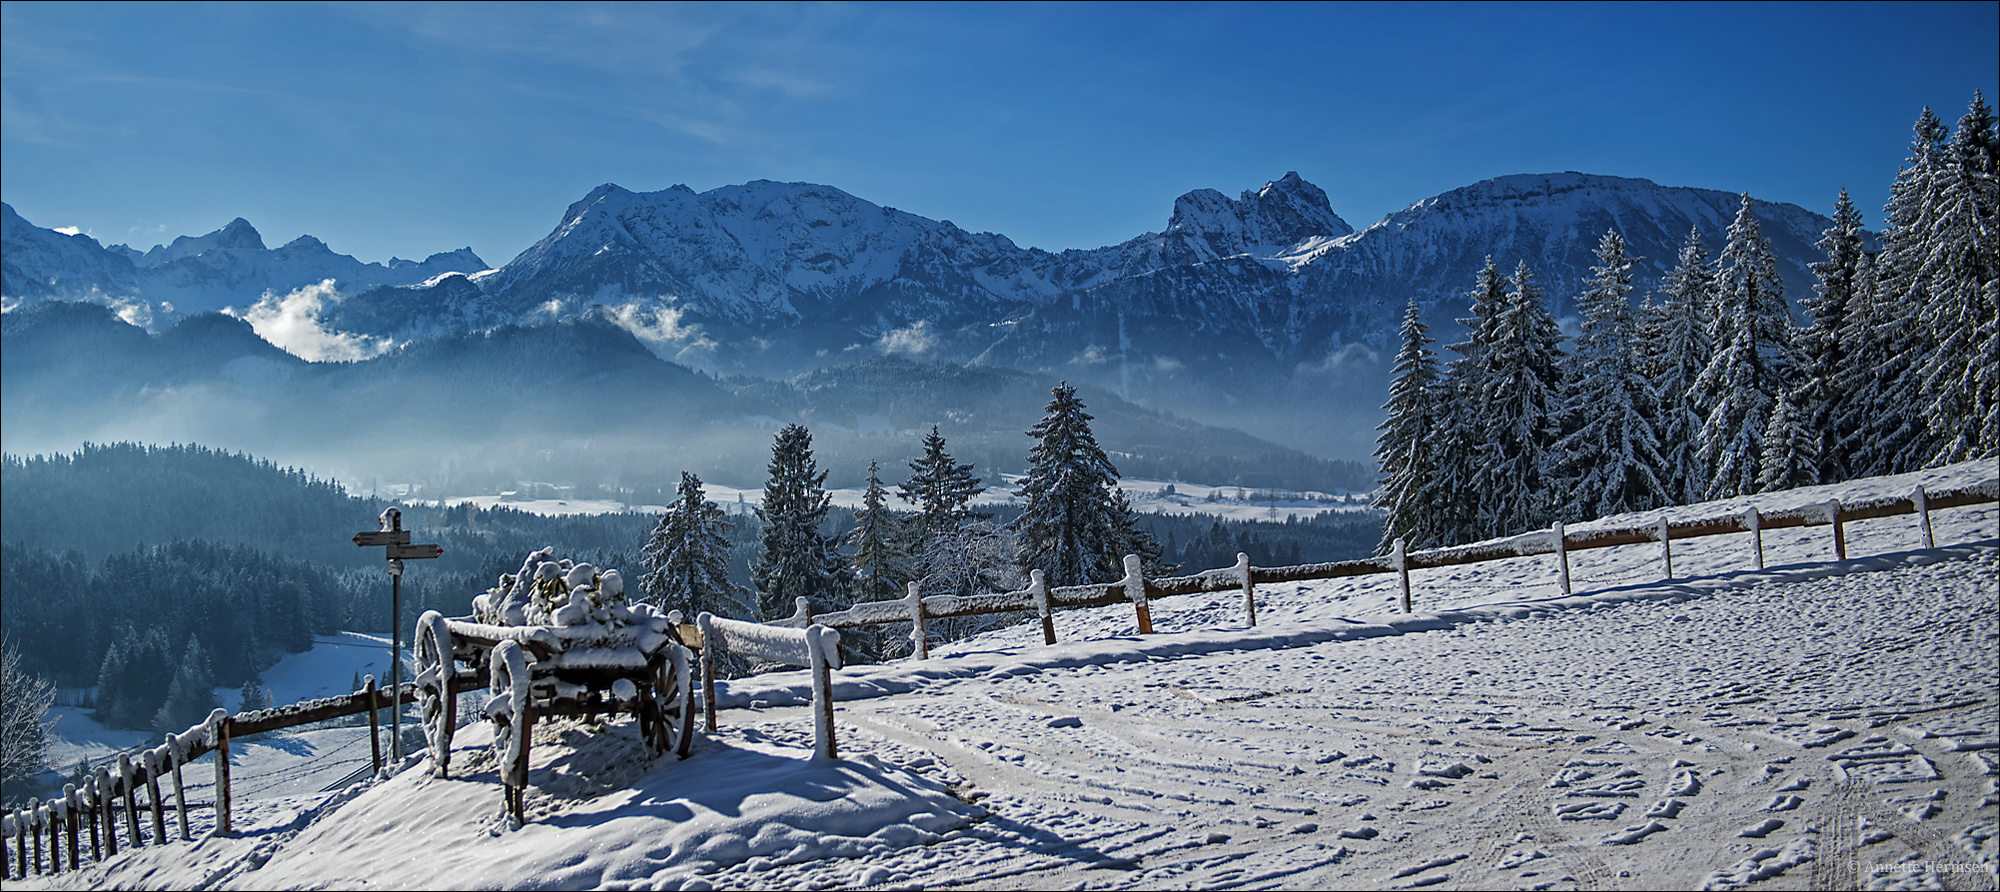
[18,461,1998,891]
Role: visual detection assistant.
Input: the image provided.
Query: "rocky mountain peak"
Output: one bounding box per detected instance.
[1164,172,1351,262]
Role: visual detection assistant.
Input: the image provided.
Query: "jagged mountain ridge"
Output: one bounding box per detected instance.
[0,202,488,322]
[3,171,1846,460]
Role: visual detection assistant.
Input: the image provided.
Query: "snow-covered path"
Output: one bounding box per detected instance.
[718,543,1998,891]
[14,463,1997,891]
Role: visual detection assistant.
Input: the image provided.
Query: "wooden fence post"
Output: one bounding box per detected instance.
[809,625,839,761]
[1657,518,1673,580]
[95,768,115,858]
[62,787,79,870]
[29,801,41,875]
[907,582,929,661]
[1237,552,1256,628]
[1746,507,1764,570]
[168,736,189,841]
[1124,555,1153,634]
[144,749,167,845]
[1915,486,1935,548]
[1032,570,1055,645]
[1393,538,1412,613]
[84,776,101,862]
[365,675,381,774]
[697,614,718,733]
[118,754,141,847]
[1828,499,1847,560]
[1552,522,1571,595]
[215,720,231,836]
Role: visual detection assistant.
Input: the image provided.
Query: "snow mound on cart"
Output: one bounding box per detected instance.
[237,716,983,890]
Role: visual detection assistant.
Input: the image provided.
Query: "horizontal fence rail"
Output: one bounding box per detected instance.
[8,478,1990,879]
[773,480,1999,651]
[0,671,481,879]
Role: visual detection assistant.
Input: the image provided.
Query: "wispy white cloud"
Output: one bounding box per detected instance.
[877,320,938,357]
[231,279,394,362]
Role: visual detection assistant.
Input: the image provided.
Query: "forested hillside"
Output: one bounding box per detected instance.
[1,441,1376,732]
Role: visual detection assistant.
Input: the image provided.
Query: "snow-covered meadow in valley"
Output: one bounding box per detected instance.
[13,461,1998,891]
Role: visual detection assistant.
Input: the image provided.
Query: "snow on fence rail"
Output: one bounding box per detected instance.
[772,481,2000,652]
[0,671,475,879]
[694,614,843,760]
[7,480,1990,879]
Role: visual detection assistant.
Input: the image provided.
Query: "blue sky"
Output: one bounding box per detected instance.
[3,2,1995,267]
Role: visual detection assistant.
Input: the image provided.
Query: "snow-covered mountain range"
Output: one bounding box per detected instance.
[1,203,486,325]
[1,171,1845,459]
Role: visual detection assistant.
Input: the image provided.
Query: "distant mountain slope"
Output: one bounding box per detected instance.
[0,302,1358,494]
[1,202,488,319]
[2,171,1846,461]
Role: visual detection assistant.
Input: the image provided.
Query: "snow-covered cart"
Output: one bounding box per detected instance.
[414,548,697,821]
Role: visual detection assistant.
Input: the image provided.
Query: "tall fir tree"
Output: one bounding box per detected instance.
[847,461,912,605]
[152,634,217,734]
[1853,106,1952,475]
[1470,260,1565,537]
[1639,226,1719,504]
[898,426,987,544]
[1012,383,1143,586]
[1695,195,1801,500]
[641,471,751,621]
[752,425,852,622]
[1914,91,2000,464]
[1758,390,1819,493]
[1800,189,1868,483]
[1431,257,1511,545]
[1550,230,1669,520]
[1375,299,1443,551]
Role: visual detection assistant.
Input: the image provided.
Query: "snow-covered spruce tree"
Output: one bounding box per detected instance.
[1800,189,1868,483]
[1914,91,2000,464]
[641,471,752,621]
[841,461,909,662]
[1,635,57,805]
[1550,230,1669,520]
[1470,260,1565,537]
[1638,226,1719,504]
[1851,106,1952,475]
[1430,257,1512,545]
[753,425,852,622]
[1375,298,1444,551]
[898,426,988,546]
[1013,383,1145,586]
[1758,390,1819,493]
[1694,194,1802,500]
[152,634,218,734]
[847,461,913,605]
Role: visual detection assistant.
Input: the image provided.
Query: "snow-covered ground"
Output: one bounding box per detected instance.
[15,461,1998,891]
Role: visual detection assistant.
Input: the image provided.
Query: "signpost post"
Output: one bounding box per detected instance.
[353,508,441,762]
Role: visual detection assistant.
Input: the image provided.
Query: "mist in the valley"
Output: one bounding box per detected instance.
[0,300,1382,503]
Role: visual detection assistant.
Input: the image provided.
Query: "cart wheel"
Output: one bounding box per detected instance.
[655,643,695,758]
[415,611,455,777]
[486,640,530,791]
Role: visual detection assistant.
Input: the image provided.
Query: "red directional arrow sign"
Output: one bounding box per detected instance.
[354,530,412,547]
[386,543,444,560]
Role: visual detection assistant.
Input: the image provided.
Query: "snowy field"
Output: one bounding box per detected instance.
[14,461,1998,891]
[431,476,1371,524]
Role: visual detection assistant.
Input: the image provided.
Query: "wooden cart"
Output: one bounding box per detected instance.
[414,597,696,821]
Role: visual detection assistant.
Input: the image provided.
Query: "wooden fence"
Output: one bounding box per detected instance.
[6,478,1991,878]
[775,480,1999,654]
[0,671,481,879]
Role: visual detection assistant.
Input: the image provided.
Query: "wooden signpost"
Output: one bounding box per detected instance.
[353,508,441,761]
